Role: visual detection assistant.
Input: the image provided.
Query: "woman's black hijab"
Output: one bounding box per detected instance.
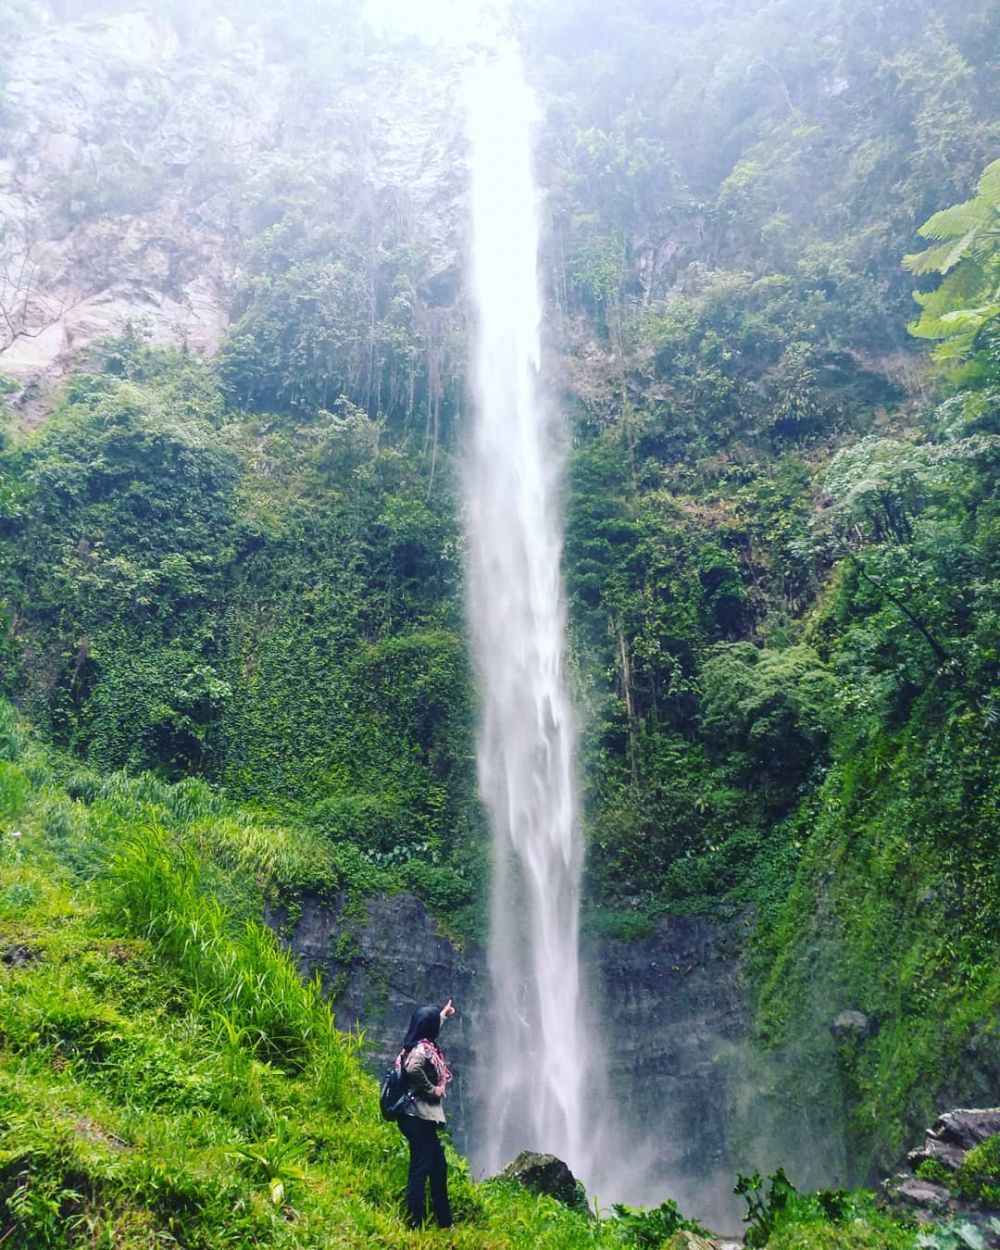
[402,1004,442,1051]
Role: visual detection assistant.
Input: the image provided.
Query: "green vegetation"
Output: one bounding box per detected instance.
[0,705,624,1247]
[2,705,923,1245]
[1,0,999,1211]
[916,1135,1000,1209]
[610,1197,710,1246]
[955,1136,1000,1207]
[735,1169,915,1250]
[0,343,481,932]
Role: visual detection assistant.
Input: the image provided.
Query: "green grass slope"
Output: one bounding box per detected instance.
[0,700,925,1248]
[0,701,595,1248]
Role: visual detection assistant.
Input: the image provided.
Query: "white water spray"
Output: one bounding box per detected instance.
[465,45,595,1181]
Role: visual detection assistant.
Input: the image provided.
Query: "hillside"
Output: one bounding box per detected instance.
[2,703,935,1247]
[1,0,999,1239]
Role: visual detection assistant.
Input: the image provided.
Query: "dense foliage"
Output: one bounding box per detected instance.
[2,706,926,1246]
[1,0,999,1193]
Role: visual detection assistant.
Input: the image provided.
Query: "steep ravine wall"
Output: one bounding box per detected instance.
[266,891,849,1227]
[1,7,466,417]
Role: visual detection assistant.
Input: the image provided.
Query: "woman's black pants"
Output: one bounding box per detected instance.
[398,1115,453,1228]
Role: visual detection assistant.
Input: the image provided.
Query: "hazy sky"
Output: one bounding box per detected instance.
[362,0,508,45]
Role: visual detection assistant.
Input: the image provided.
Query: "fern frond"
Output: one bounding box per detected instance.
[904,228,977,275]
[916,199,993,243]
[977,158,1000,201]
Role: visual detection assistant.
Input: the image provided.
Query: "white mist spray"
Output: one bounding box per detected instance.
[465,44,594,1181]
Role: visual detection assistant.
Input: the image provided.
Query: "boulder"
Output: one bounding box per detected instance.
[499,1151,588,1212]
[884,1174,953,1215]
[907,1138,966,1173]
[664,1232,719,1250]
[884,1106,1000,1247]
[830,1010,873,1042]
[929,1109,1000,1152]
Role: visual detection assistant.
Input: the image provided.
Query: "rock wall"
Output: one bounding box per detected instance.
[267,890,848,1230]
[0,12,253,400]
[0,5,466,416]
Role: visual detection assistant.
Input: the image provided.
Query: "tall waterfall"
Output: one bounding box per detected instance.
[465,45,594,1181]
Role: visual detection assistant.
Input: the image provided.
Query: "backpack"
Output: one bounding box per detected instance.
[379,1048,415,1121]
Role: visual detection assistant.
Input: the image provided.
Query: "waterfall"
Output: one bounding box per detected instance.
[465,44,594,1182]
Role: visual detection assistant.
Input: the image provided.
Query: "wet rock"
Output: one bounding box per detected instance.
[499,1151,588,1212]
[265,889,481,1133]
[885,1174,953,1214]
[830,1010,874,1041]
[1,944,40,967]
[929,1108,1000,1152]
[269,888,846,1230]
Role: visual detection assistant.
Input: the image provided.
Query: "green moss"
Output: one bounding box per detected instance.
[954,1133,1000,1205]
[582,906,655,941]
[749,707,1000,1173]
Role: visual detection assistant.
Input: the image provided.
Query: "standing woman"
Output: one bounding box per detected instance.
[397,998,456,1229]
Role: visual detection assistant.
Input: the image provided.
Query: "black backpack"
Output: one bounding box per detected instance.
[379,1048,415,1121]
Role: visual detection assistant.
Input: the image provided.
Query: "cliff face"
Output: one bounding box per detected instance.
[0,12,252,397]
[0,6,465,414]
[268,890,848,1227]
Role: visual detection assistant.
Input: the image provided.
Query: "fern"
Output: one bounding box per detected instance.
[903,159,1000,372]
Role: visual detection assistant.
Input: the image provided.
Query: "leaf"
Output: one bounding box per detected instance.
[269,1176,284,1206]
[977,158,1000,201]
[904,229,978,276]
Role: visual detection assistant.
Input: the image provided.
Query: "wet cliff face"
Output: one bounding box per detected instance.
[0,6,466,413]
[0,12,251,395]
[267,890,848,1228]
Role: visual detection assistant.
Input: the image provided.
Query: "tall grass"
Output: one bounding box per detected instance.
[105,827,356,1104]
[0,698,29,762]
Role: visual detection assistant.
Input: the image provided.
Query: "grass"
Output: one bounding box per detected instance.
[0,700,925,1247]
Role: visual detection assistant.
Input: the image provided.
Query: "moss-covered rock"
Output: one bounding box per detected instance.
[664,1231,719,1250]
[499,1151,589,1213]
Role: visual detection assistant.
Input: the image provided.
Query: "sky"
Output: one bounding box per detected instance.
[362,0,509,45]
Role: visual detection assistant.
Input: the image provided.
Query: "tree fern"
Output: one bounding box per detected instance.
[903,159,1000,374]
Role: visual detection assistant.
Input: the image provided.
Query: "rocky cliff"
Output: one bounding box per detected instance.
[0,5,466,416]
[0,12,247,400]
[267,889,849,1229]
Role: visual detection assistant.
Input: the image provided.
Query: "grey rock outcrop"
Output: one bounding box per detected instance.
[905,1107,1000,1176]
[0,12,254,392]
[929,1109,1000,1154]
[884,1106,1000,1247]
[499,1151,588,1212]
[885,1175,953,1211]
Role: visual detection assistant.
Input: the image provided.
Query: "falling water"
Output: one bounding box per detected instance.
[465,45,594,1182]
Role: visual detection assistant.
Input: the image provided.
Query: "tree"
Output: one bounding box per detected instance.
[904,158,1000,380]
[699,642,836,784]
